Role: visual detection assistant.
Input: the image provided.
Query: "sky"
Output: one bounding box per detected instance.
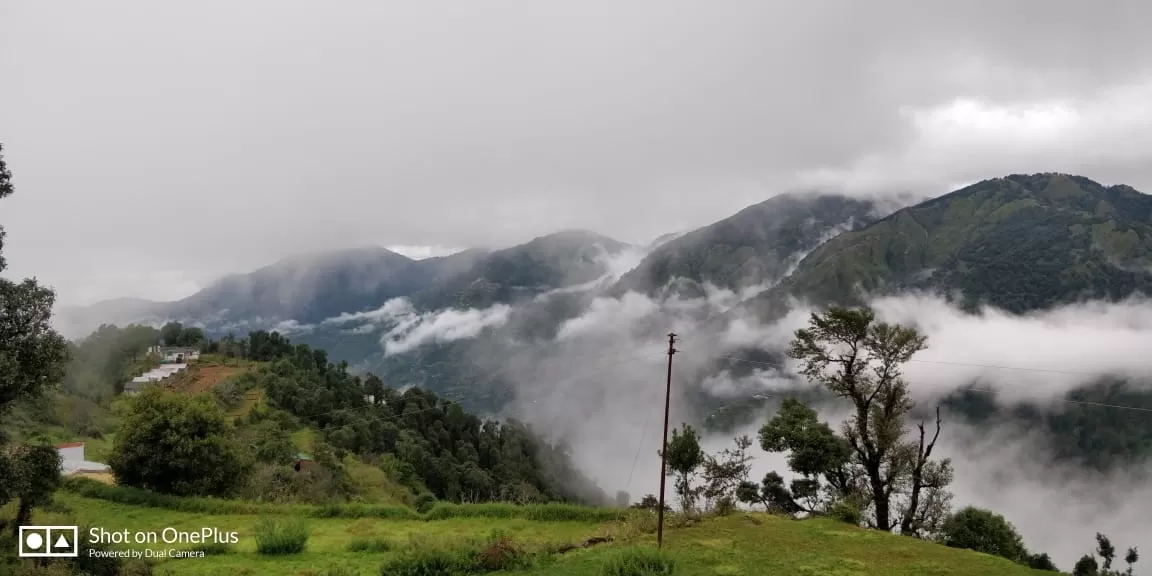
[4,0,1152,306]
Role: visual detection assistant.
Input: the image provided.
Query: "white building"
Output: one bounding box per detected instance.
[147,346,200,363]
[124,363,187,394]
[56,442,110,475]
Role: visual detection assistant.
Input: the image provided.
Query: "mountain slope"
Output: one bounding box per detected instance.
[752,173,1152,315]
[611,192,880,297]
[411,229,631,310]
[165,246,430,325]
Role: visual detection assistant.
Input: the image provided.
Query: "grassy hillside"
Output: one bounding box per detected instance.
[11,483,1058,576]
[759,173,1152,314]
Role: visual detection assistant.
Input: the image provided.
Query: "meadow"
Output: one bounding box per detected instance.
[11,479,1058,576]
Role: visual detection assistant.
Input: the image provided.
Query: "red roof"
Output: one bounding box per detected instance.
[55,442,84,449]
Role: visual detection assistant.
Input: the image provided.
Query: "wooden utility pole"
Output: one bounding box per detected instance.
[656,332,677,549]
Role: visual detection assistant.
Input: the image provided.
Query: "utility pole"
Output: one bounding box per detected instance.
[656,332,677,549]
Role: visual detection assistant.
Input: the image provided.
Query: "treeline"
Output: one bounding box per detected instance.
[103,328,608,508]
[636,307,1140,576]
[239,330,606,505]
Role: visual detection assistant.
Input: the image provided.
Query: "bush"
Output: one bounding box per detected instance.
[474,530,532,571]
[347,536,393,552]
[254,517,310,555]
[939,506,1027,563]
[189,541,235,555]
[830,499,863,526]
[378,548,475,576]
[414,492,438,514]
[713,496,736,516]
[600,547,677,576]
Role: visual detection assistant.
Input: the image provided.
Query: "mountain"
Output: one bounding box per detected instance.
[749,173,1152,316]
[611,192,880,298]
[410,229,631,310]
[58,230,630,341]
[164,246,433,326]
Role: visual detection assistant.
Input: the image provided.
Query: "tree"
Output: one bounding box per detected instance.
[1074,533,1139,576]
[4,445,62,536]
[939,506,1028,563]
[699,435,753,512]
[787,306,953,533]
[109,386,252,496]
[661,424,705,514]
[0,142,71,535]
[757,397,858,515]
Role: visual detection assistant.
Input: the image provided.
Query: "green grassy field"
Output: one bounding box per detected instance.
[16,487,1059,576]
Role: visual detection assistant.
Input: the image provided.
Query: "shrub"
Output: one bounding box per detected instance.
[254,517,310,555]
[600,547,677,576]
[713,496,736,516]
[939,506,1027,563]
[347,536,393,552]
[830,499,863,526]
[414,492,438,514]
[378,548,475,576]
[474,530,531,571]
[189,541,235,555]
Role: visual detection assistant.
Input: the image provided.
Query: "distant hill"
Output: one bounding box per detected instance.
[748,173,1152,316]
[58,230,630,340]
[611,192,880,298]
[410,229,631,310]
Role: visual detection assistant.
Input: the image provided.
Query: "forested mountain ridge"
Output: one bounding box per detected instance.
[750,173,1152,316]
[610,192,879,298]
[57,231,628,339]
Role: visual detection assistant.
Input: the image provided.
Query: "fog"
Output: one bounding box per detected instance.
[302,236,1152,570]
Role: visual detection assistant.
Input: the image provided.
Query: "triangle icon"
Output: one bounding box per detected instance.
[54,534,71,548]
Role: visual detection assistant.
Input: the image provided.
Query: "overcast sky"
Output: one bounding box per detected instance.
[3,0,1152,307]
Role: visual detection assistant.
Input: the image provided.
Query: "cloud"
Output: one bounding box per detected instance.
[796,74,1152,195]
[462,285,1152,570]
[380,301,513,356]
[9,0,1152,305]
[385,245,467,260]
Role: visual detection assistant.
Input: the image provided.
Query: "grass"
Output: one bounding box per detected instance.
[22,489,1064,576]
[254,517,310,555]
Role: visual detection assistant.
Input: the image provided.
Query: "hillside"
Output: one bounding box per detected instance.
[410,229,631,310]
[753,173,1152,314]
[611,192,879,298]
[18,485,1060,576]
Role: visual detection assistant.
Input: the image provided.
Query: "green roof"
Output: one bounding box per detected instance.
[296,453,312,461]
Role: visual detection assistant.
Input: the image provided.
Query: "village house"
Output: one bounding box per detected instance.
[147,345,200,363]
[124,363,187,395]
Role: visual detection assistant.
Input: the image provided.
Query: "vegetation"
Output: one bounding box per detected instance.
[108,386,251,496]
[766,174,1152,314]
[1073,533,1140,576]
[0,142,72,541]
[612,193,876,297]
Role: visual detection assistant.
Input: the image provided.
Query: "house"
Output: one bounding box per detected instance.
[123,363,187,395]
[293,453,314,472]
[55,442,110,476]
[147,346,201,363]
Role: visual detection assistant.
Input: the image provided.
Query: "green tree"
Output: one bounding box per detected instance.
[939,506,1028,563]
[757,397,857,514]
[787,306,953,534]
[5,445,62,536]
[661,424,705,513]
[0,142,71,537]
[1074,533,1139,576]
[109,386,252,496]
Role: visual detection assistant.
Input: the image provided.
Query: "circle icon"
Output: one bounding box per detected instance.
[25,532,44,550]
